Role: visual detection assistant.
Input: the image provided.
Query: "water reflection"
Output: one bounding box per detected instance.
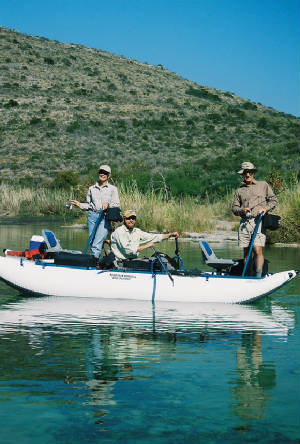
[0,295,296,437]
[0,296,295,336]
[230,331,276,421]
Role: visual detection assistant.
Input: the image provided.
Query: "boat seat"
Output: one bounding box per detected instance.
[42,229,81,254]
[199,240,237,273]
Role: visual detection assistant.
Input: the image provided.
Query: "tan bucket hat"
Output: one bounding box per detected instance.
[237,162,257,175]
[123,209,136,218]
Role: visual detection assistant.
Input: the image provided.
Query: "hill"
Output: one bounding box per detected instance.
[0,26,299,198]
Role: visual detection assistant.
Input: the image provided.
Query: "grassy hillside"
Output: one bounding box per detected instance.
[0,26,299,198]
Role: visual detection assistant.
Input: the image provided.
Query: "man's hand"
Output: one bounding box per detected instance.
[163,232,179,240]
[102,202,109,211]
[243,207,251,216]
[70,199,81,208]
[257,208,266,216]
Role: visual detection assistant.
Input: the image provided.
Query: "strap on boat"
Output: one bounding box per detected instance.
[152,273,157,304]
[151,259,157,304]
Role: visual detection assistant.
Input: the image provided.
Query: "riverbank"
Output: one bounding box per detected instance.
[0,180,299,244]
[68,219,299,247]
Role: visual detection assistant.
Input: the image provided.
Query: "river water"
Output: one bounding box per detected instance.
[0,219,299,444]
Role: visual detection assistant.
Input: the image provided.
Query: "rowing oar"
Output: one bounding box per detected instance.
[174,237,183,270]
[151,246,174,286]
[175,237,180,256]
[83,209,104,254]
[242,212,264,277]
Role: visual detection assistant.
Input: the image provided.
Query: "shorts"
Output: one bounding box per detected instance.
[238,217,266,248]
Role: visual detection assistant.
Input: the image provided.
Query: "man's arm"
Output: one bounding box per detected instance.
[137,232,179,253]
[232,191,245,217]
[109,185,120,208]
[265,183,278,212]
[255,183,278,215]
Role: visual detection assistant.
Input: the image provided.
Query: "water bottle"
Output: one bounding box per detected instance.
[65,203,73,210]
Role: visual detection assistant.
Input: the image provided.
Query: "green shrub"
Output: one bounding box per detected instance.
[4,99,19,108]
[66,121,81,132]
[185,87,221,102]
[44,57,55,65]
[241,101,257,110]
[30,117,42,125]
[50,170,81,190]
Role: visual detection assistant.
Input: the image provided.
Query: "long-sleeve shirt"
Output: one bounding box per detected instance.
[111,224,164,260]
[79,183,120,212]
[232,179,278,218]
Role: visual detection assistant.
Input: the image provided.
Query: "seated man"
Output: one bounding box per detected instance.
[110,209,178,261]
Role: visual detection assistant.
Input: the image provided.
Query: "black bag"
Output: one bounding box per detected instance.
[105,207,123,222]
[263,214,281,230]
[122,258,154,271]
[53,252,97,267]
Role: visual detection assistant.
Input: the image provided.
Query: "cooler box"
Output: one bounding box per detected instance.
[29,235,46,251]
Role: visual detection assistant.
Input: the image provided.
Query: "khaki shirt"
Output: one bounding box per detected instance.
[111,224,164,260]
[232,179,278,218]
[79,182,120,212]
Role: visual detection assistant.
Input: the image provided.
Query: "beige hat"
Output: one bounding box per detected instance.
[99,164,111,174]
[123,209,136,218]
[237,162,257,175]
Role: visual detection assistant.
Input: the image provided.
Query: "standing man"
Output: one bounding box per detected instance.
[70,165,120,259]
[232,162,278,277]
[110,209,178,261]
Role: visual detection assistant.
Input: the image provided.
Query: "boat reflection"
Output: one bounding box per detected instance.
[0,295,295,336]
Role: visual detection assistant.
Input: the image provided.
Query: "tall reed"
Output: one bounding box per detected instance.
[0,181,299,242]
[267,180,300,243]
[0,184,71,216]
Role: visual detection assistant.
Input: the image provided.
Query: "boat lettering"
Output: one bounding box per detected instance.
[110,273,136,280]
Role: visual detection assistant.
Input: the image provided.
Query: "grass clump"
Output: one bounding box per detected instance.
[0,180,299,243]
[74,182,216,234]
[0,184,72,216]
[266,179,300,243]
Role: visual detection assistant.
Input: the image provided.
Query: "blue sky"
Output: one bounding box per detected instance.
[1,0,299,116]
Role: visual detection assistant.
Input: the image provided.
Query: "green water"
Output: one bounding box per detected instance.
[0,220,299,444]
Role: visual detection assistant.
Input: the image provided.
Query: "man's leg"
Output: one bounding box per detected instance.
[87,211,109,259]
[253,245,264,277]
[91,217,110,259]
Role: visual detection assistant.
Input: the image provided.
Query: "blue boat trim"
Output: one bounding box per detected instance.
[32,260,272,280]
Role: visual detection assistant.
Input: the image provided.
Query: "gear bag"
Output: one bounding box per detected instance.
[263,214,281,230]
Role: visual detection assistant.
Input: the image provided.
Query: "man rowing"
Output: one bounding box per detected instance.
[110,209,178,260]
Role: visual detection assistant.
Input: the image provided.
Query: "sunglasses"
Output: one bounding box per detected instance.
[125,216,136,221]
[99,170,109,175]
[243,170,254,175]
